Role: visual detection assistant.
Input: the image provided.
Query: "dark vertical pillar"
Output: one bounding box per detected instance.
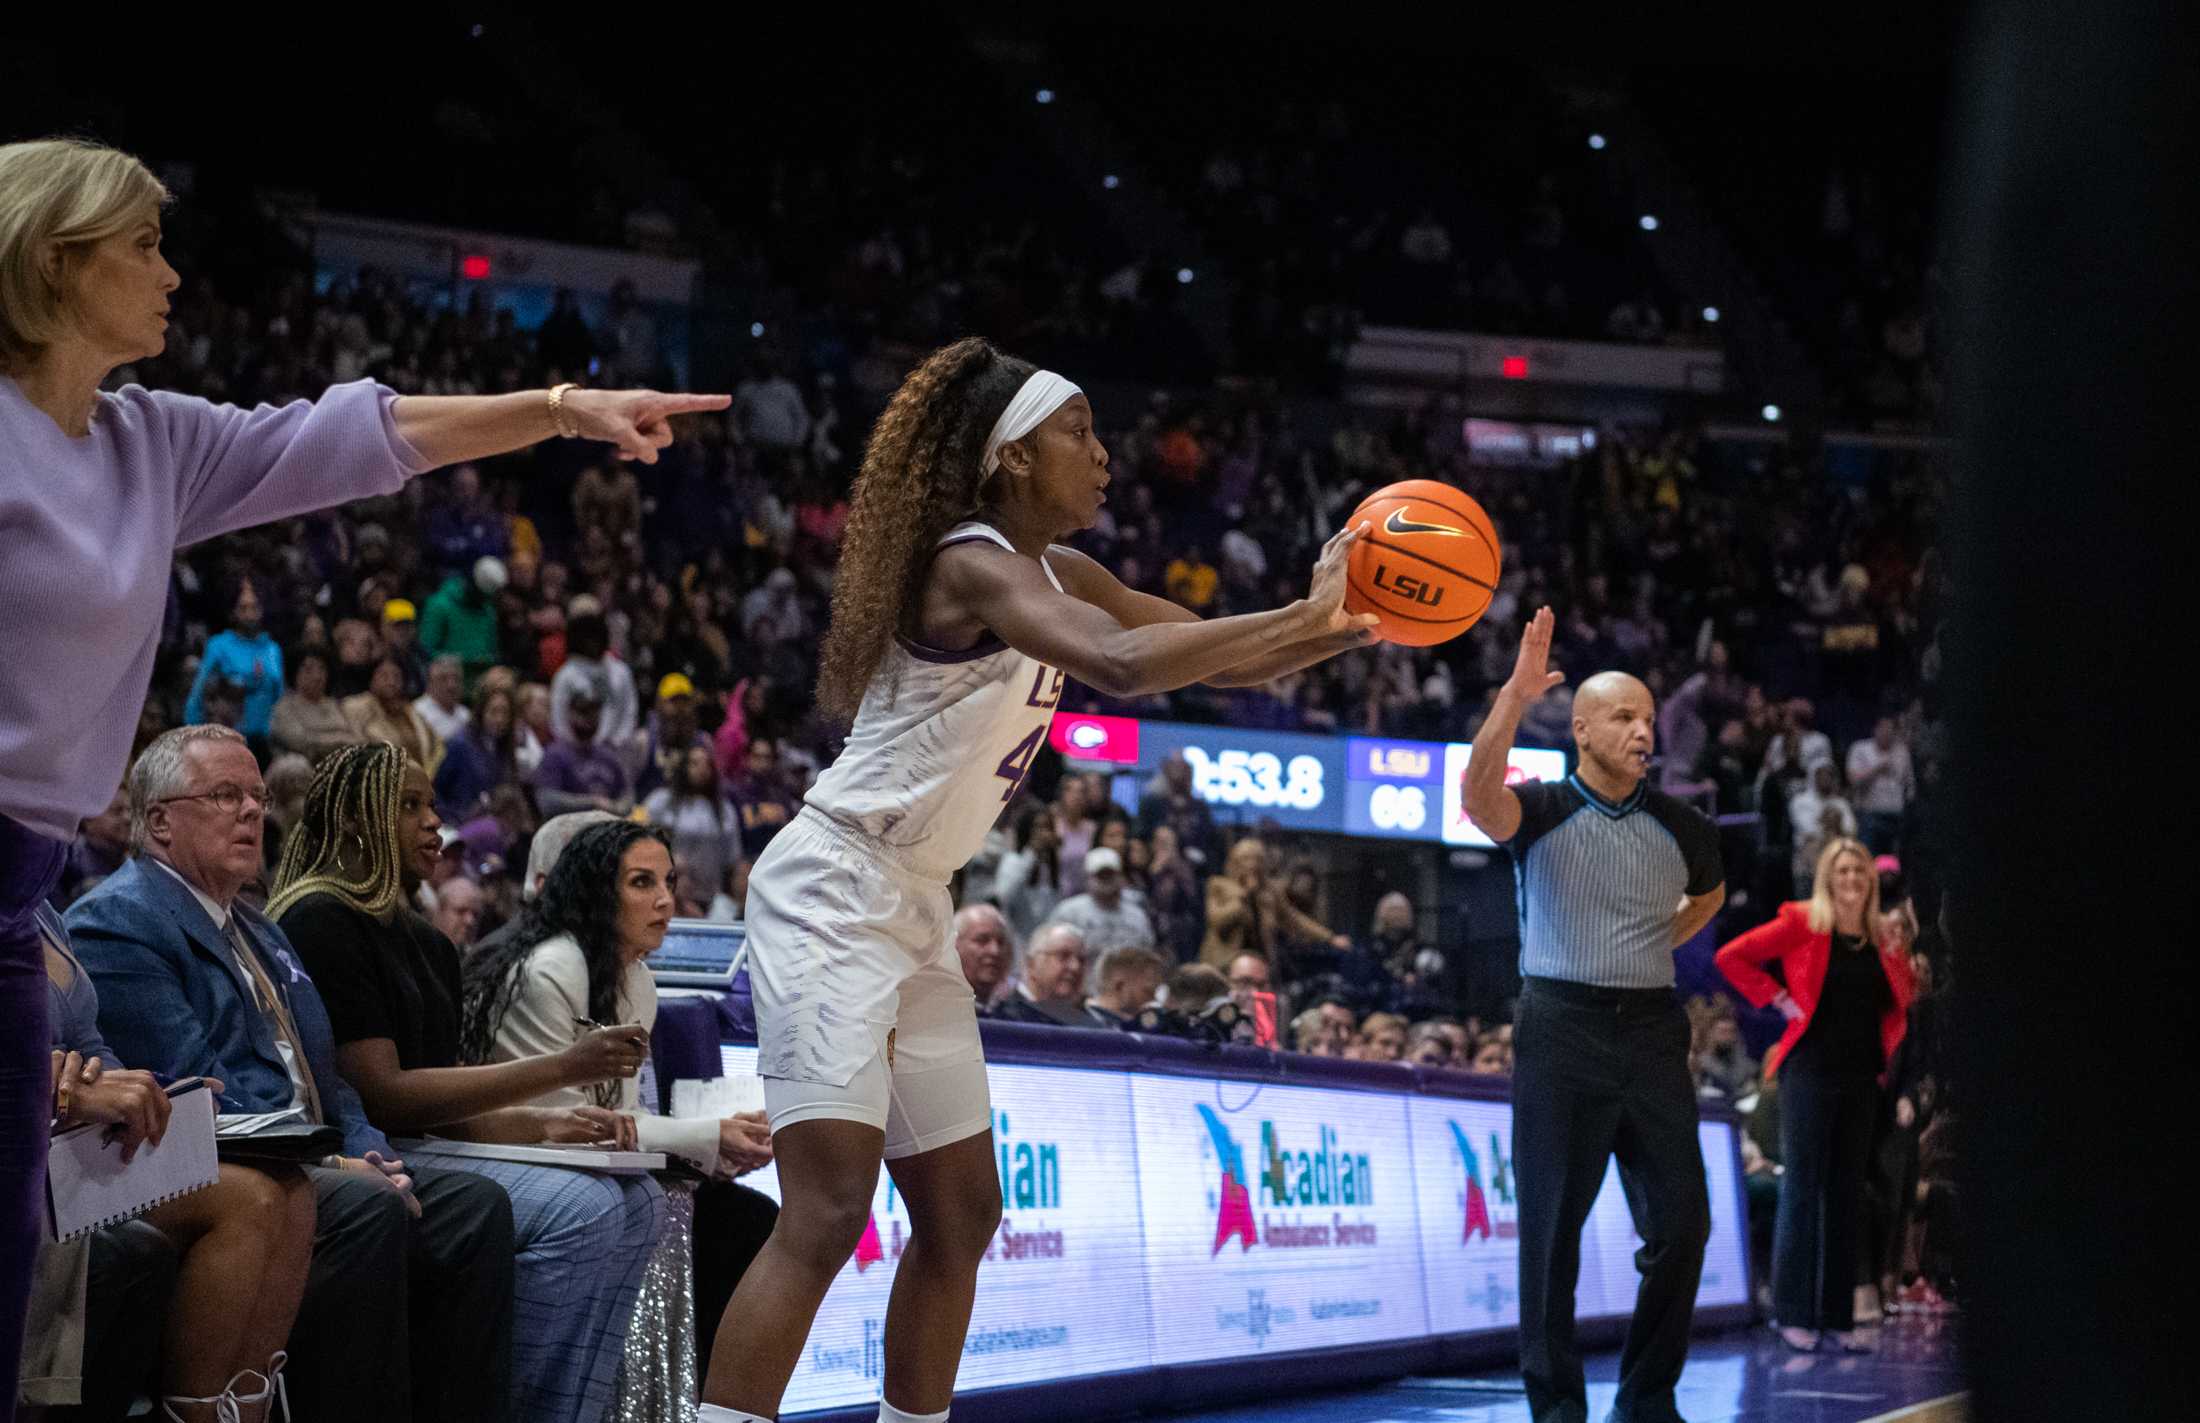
[1943,3,2196,1418]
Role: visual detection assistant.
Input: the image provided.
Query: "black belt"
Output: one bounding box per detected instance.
[1522,975,1676,1008]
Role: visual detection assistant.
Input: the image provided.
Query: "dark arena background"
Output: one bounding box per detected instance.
[5,7,2186,1423]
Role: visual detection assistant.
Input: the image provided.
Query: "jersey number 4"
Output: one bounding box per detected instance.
[994,725,1045,802]
[995,666,1064,801]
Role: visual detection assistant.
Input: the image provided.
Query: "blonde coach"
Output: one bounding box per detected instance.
[0,136,726,1420]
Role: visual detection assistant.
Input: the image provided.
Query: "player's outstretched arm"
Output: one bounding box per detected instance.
[1044,541,1378,688]
[1461,606,1566,843]
[938,525,1375,698]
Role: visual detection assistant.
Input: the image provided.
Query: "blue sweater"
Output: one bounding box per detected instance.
[184,630,284,736]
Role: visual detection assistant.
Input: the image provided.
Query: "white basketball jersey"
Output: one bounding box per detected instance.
[802,522,1066,880]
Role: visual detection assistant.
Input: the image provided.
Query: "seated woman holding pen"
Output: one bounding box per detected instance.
[459,819,779,1347]
[268,744,663,1423]
[33,905,315,1423]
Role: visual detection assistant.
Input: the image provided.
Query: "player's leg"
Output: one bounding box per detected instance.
[704,815,904,1417]
[700,1115,885,1416]
[1608,998,1712,1422]
[879,1126,1000,1413]
[876,941,1000,1414]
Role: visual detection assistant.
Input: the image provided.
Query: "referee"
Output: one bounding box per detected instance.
[1465,609,1726,1423]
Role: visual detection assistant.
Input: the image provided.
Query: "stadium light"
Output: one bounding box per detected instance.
[750,322,766,338]
[1638,214,1660,232]
[1103,174,1120,190]
[1035,89,1055,105]
[1702,306,1721,323]
[1177,268,1194,285]
[1587,133,1607,150]
[1762,404,1782,422]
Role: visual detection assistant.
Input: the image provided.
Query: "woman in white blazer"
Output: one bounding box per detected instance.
[459,820,778,1409]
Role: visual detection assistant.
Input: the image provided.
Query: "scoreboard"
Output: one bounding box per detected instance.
[1051,713,1567,847]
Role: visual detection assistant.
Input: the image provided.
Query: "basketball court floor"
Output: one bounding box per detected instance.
[1171,1319,1964,1423]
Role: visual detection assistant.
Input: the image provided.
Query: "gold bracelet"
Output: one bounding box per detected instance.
[547,382,581,439]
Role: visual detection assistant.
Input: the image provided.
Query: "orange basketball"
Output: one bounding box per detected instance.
[1342,479,1502,645]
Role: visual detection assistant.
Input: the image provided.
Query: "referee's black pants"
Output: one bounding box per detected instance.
[1514,977,1710,1423]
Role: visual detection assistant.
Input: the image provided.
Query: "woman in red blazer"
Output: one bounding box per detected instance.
[1716,837,1914,1354]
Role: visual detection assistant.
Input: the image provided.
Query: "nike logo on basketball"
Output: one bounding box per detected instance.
[1383,508,1466,537]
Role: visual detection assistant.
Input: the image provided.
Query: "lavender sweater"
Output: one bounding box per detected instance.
[1,377,433,841]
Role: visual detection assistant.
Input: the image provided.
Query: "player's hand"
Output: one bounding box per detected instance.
[1895,1096,1916,1129]
[1305,521,1380,634]
[562,388,732,465]
[1504,607,1567,700]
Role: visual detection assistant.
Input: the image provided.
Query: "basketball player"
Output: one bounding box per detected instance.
[1463,608,1725,1423]
[699,337,1376,1423]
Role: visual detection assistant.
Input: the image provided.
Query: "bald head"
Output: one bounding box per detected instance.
[1574,671,1652,722]
[1571,671,1656,794]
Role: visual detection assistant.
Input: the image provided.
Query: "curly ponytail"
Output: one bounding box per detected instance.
[813,336,1035,721]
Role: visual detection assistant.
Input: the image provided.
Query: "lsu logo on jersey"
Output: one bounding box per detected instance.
[1024,665,1065,710]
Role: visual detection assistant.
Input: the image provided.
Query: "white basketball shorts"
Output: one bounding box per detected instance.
[744,806,991,1159]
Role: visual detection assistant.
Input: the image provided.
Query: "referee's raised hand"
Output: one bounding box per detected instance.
[1505,606,1568,699]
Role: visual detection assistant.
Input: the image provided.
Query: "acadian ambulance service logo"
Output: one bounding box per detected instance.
[1449,1120,1516,1243]
[1194,1104,1380,1257]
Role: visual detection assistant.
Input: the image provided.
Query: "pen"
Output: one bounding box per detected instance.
[573,1017,649,1044]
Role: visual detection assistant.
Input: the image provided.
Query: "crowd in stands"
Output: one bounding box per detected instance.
[59,190,1950,1043]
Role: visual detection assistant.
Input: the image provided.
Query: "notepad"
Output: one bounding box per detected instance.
[670,1072,765,1120]
[389,1137,666,1175]
[46,1079,219,1242]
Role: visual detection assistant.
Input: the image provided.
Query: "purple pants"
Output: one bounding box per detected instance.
[1,814,64,1423]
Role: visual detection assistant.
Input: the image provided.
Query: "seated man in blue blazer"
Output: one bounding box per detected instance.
[67,725,516,1423]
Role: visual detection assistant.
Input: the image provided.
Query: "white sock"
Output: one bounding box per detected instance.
[698,1406,773,1423]
[879,1401,949,1423]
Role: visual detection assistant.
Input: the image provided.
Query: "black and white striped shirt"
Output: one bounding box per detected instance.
[1504,775,1723,989]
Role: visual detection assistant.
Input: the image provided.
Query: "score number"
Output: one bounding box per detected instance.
[1180,746,1326,811]
[1364,782,1428,833]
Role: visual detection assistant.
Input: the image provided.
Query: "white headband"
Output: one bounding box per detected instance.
[981,370,1083,477]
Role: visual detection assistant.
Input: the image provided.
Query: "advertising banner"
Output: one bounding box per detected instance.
[715,1045,1748,1414]
[721,1050,1152,1414]
[1439,743,1569,847]
[1411,1100,1752,1333]
[1128,1074,1430,1364]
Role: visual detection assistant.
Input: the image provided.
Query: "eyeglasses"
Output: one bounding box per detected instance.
[157,784,268,816]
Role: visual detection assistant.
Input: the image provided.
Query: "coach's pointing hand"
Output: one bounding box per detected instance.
[562,388,732,464]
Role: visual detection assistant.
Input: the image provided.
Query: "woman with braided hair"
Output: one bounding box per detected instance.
[701,337,1379,1423]
[269,744,666,1423]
